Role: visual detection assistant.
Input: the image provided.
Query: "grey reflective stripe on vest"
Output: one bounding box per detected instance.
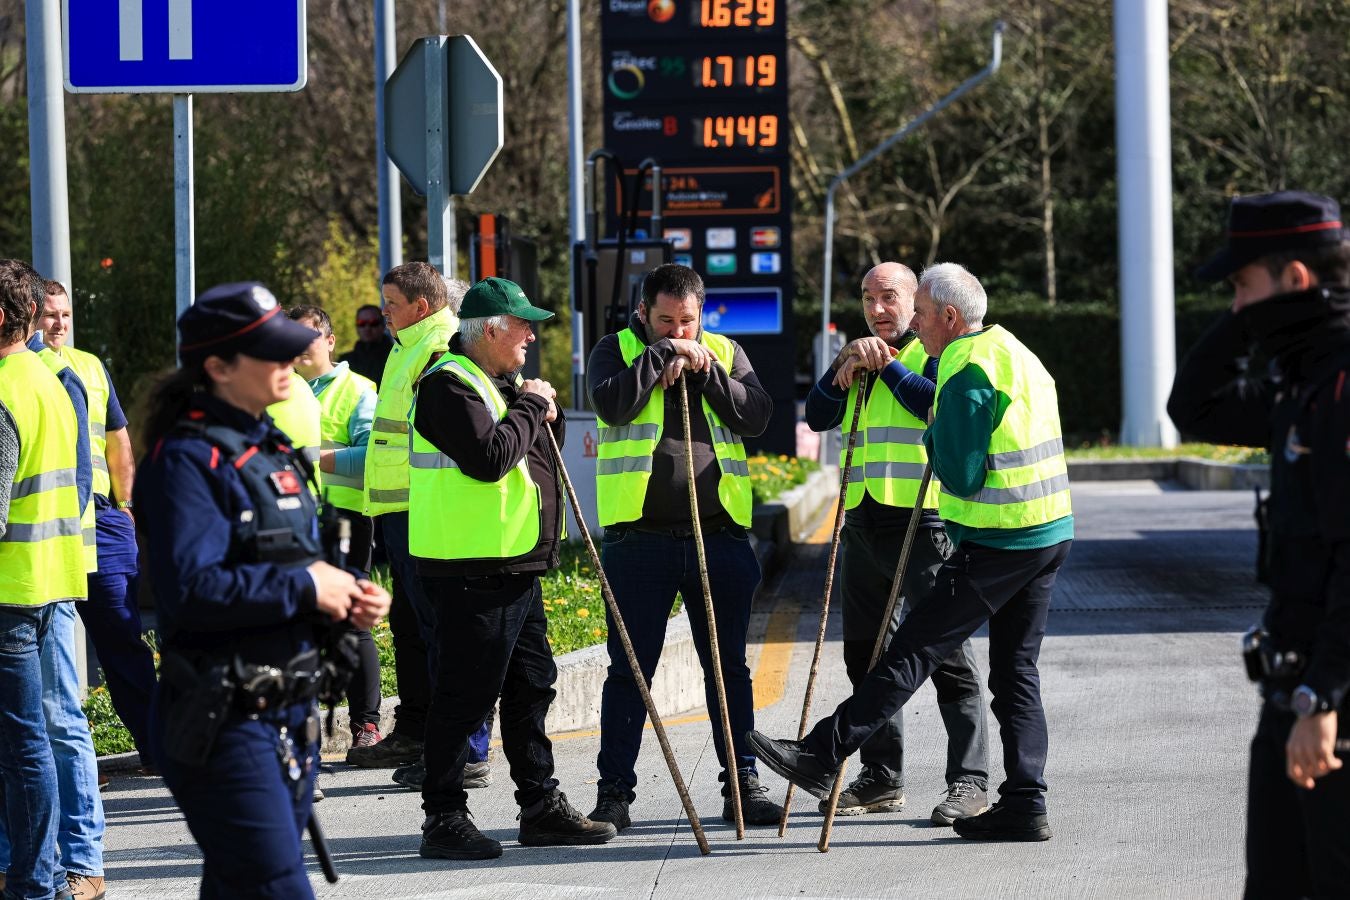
[372,416,409,434]
[321,439,347,450]
[710,425,742,446]
[844,464,865,483]
[863,461,927,481]
[324,471,364,488]
[367,487,409,503]
[945,472,1071,505]
[865,426,925,444]
[986,437,1065,471]
[90,422,107,440]
[2,517,83,542]
[599,423,659,444]
[409,450,460,470]
[93,457,109,474]
[83,526,97,546]
[596,456,654,476]
[721,458,750,477]
[300,446,321,464]
[11,468,77,500]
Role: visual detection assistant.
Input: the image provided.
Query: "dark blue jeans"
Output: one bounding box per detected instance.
[0,604,61,900]
[806,540,1071,814]
[78,570,157,763]
[420,573,559,814]
[597,528,761,799]
[382,512,490,761]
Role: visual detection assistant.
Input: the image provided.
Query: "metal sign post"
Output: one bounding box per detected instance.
[173,95,195,329]
[386,35,504,278]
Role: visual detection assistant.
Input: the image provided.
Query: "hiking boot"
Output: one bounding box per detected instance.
[726,772,784,826]
[518,791,618,846]
[464,761,492,789]
[66,873,106,900]
[347,730,423,768]
[819,768,904,816]
[931,781,988,826]
[952,802,1052,842]
[313,784,325,803]
[392,759,425,790]
[745,731,837,800]
[588,786,633,833]
[420,810,502,860]
[344,723,382,765]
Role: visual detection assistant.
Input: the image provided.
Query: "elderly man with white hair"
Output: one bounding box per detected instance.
[750,262,1074,843]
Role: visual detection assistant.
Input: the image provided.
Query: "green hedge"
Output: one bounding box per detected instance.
[986,293,1230,442]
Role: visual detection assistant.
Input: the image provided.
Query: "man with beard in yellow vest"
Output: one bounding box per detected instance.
[586,263,781,831]
[0,259,88,900]
[805,262,990,825]
[751,263,1073,843]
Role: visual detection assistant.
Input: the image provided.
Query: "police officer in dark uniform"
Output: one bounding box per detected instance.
[1167,191,1350,897]
[135,283,391,898]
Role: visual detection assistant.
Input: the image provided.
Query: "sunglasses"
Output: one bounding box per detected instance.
[356,319,383,327]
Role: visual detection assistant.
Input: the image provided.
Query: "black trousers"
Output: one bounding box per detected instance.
[338,513,381,728]
[840,523,988,788]
[1245,701,1350,898]
[420,573,559,814]
[805,539,1071,814]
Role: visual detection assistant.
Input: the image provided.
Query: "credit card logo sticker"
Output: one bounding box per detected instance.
[674,253,694,267]
[705,227,737,250]
[664,228,693,250]
[707,254,737,275]
[751,252,781,274]
[750,226,781,249]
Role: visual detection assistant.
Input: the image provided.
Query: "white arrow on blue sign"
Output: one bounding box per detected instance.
[64,0,307,94]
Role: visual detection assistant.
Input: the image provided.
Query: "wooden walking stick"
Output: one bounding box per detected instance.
[817,460,934,852]
[777,372,870,837]
[679,373,744,839]
[545,426,712,856]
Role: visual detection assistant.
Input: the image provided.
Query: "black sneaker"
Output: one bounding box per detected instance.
[725,772,784,826]
[347,731,424,768]
[818,768,903,816]
[931,781,988,825]
[588,786,633,833]
[464,761,492,789]
[392,760,425,790]
[952,802,1052,842]
[744,731,837,800]
[420,810,503,860]
[518,791,618,846]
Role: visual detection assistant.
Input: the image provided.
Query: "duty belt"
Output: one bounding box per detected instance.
[231,650,324,715]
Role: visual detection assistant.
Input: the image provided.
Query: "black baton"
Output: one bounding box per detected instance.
[308,813,339,884]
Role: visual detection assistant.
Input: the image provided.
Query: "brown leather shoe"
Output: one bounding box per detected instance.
[67,872,106,900]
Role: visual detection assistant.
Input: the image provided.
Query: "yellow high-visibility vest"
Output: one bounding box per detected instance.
[934,325,1072,529]
[364,307,456,516]
[38,348,97,573]
[268,371,323,491]
[595,329,752,527]
[407,352,540,560]
[0,350,88,605]
[314,363,376,513]
[58,346,112,499]
[842,336,941,511]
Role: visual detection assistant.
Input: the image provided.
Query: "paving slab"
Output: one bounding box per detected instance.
[96,480,1259,898]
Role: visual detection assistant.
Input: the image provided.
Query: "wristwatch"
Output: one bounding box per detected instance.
[116,500,133,511]
[1291,685,1331,718]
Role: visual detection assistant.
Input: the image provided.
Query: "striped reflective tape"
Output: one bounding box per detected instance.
[599,423,659,444]
[596,456,654,476]
[986,437,1065,471]
[945,473,1071,505]
[372,417,409,435]
[2,517,84,542]
[10,468,77,500]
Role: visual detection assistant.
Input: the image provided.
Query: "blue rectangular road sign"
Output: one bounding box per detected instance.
[65,0,306,94]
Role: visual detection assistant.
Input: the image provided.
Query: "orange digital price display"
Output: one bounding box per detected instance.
[698,0,776,28]
[696,53,777,89]
[697,114,780,149]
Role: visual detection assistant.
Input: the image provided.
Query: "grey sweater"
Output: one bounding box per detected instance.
[0,400,18,538]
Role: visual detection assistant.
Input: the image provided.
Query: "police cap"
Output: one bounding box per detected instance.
[178,282,319,365]
[1196,190,1345,282]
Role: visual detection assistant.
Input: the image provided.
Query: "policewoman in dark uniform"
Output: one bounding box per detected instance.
[135,283,390,898]
[1167,192,1350,897]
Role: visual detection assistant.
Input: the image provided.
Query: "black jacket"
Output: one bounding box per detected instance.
[1168,286,1350,709]
[412,335,566,577]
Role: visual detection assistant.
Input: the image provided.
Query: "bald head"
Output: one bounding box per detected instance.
[860,262,919,345]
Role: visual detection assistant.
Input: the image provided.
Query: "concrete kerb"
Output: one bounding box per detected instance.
[1067,456,1269,490]
[92,466,843,768]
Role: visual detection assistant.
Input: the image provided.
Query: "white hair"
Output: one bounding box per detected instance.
[457,315,509,345]
[919,263,986,326]
[444,278,469,315]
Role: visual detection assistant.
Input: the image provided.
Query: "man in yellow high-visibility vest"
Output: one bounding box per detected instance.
[0,259,89,900]
[39,281,158,780]
[805,262,990,825]
[586,263,780,831]
[751,263,1074,843]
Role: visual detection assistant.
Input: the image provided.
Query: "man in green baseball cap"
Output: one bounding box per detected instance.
[458,276,555,322]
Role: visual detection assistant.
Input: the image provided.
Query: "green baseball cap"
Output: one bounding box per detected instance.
[460,277,554,322]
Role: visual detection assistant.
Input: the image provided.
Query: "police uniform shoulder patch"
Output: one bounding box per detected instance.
[269,469,304,496]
